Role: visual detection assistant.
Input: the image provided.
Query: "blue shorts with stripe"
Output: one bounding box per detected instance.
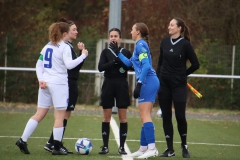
[138,75,160,104]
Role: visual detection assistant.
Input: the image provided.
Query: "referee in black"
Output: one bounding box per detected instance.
[98,28,132,155]
[157,17,200,158]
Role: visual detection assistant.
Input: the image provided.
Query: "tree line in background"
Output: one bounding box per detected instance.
[0,0,240,110]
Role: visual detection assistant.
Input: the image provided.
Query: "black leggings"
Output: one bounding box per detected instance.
[159,99,187,145]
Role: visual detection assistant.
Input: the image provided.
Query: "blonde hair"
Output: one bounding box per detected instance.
[48,22,69,45]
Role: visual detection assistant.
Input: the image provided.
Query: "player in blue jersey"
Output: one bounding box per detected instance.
[44,18,86,154]
[110,23,159,159]
[15,22,88,155]
[157,17,200,158]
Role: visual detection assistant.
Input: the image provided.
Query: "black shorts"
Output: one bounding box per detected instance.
[67,79,78,111]
[100,77,130,109]
[158,74,187,102]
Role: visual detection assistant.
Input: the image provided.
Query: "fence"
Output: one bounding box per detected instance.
[0,37,240,109]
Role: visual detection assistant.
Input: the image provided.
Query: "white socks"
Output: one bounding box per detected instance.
[139,146,148,152]
[21,118,38,142]
[53,127,64,141]
[148,143,156,150]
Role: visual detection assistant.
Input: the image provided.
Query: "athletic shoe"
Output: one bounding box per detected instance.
[98,146,109,154]
[127,150,145,157]
[159,148,175,157]
[44,142,54,152]
[118,146,127,155]
[52,147,68,155]
[182,144,190,158]
[16,138,30,154]
[137,148,158,159]
[60,142,73,154]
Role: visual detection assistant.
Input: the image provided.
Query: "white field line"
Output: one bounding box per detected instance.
[110,116,133,160]
[1,136,240,147]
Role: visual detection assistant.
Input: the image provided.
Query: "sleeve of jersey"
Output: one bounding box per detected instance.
[118,53,132,67]
[36,54,44,81]
[186,43,200,75]
[63,46,87,70]
[156,45,163,78]
[138,53,151,83]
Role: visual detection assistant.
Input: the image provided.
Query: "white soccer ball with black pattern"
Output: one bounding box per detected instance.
[75,138,93,155]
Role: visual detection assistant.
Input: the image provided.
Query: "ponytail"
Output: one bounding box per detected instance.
[48,22,69,45]
[174,17,191,42]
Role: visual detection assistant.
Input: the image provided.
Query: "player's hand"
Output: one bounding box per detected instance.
[114,57,122,64]
[82,48,88,57]
[39,81,47,89]
[109,41,119,55]
[133,82,142,99]
[78,42,85,50]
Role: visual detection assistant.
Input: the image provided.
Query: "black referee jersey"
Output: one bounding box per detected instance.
[98,48,132,78]
[157,36,200,76]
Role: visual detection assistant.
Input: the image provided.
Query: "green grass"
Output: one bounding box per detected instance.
[0,111,240,160]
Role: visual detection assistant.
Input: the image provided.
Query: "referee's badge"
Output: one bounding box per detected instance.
[119,67,125,73]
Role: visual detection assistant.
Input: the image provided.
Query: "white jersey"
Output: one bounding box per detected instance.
[39,40,72,85]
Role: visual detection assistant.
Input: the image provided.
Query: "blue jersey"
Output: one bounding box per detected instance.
[131,39,156,83]
[119,39,156,83]
[118,39,159,103]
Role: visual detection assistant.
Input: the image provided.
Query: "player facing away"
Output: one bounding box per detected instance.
[109,23,160,159]
[15,22,88,155]
[44,18,85,154]
[98,28,132,155]
[157,17,200,158]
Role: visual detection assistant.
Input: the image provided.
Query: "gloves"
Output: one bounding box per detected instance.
[133,82,142,99]
[109,41,120,55]
[114,57,122,64]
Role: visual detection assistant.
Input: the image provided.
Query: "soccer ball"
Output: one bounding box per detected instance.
[75,138,93,155]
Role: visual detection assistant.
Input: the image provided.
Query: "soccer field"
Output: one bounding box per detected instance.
[0,110,239,160]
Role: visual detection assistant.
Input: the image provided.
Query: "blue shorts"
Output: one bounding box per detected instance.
[138,75,160,104]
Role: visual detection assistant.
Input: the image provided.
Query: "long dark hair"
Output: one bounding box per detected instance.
[59,17,75,26]
[174,17,191,42]
[135,23,149,46]
[109,28,122,38]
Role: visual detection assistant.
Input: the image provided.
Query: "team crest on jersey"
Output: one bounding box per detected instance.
[119,67,125,73]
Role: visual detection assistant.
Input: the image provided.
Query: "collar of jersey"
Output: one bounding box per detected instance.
[65,41,73,48]
[170,37,183,45]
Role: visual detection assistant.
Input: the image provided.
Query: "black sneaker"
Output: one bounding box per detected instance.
[52,147,68,155]
[181,144,190,158]
[16,138,30,154]
[44,142,54,152]
[159,148,175,157]
[98,146,109,154]
[118,146,127,155]
[60,142,73,154]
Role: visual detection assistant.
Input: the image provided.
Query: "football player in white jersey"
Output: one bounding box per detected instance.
[16,22,88,155]
[44,18,86,154]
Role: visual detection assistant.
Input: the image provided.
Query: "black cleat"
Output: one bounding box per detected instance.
[44,142,54,152]
[52,147,68,155]
[98,146,109,154]
[159,148,175,157]
[118,146,127,155]
[60,142,73,154]
[182,144,190,158]
[16,138,30,154]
